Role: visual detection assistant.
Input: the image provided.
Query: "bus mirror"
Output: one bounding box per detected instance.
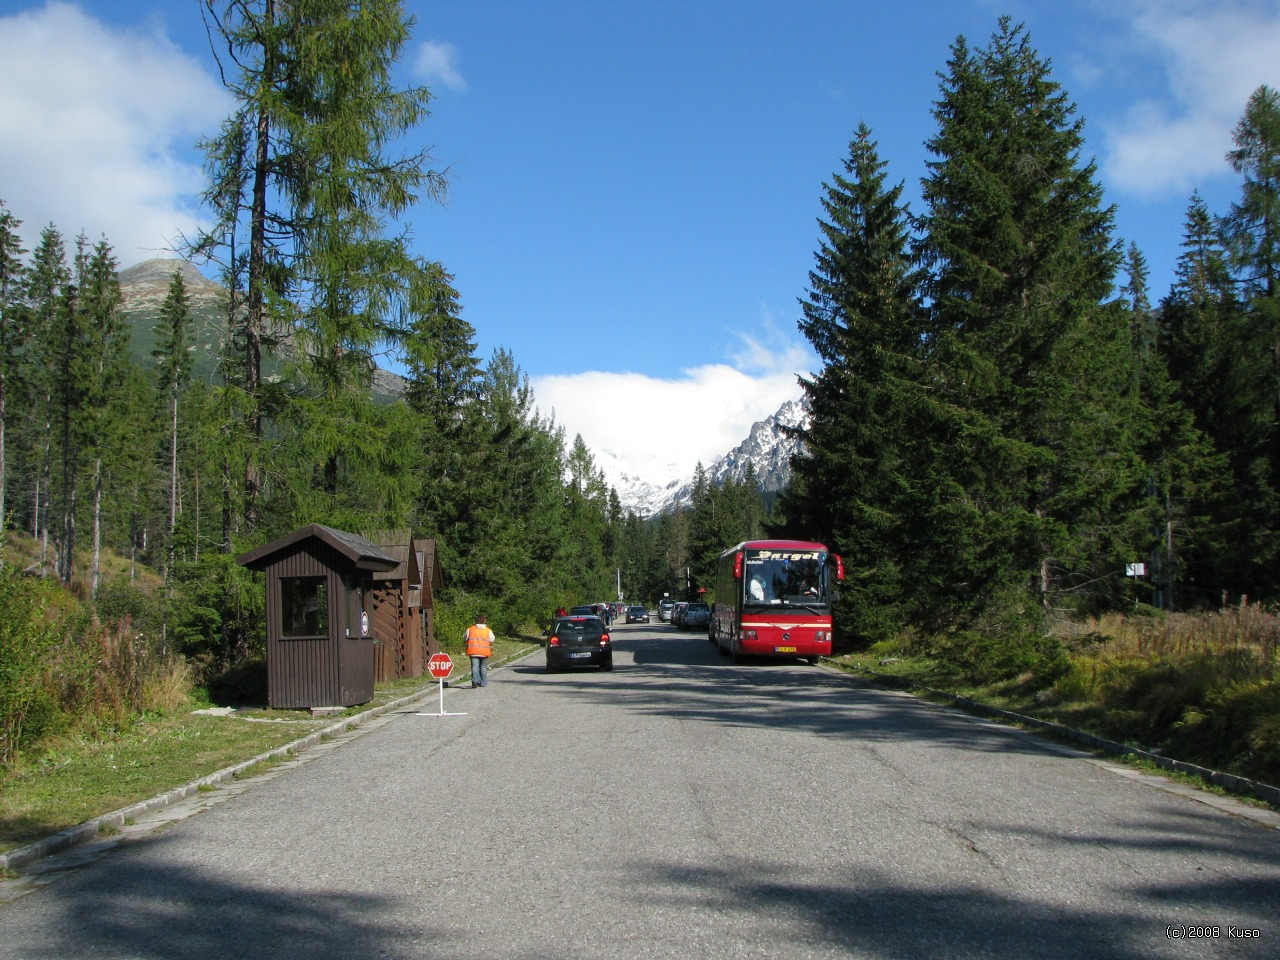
[733,551,743,579]
[834,554,845,581]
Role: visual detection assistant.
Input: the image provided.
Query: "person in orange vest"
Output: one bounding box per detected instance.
[465,614,496,688]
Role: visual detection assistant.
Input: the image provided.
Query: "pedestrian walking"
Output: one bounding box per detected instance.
[465,615,495,688]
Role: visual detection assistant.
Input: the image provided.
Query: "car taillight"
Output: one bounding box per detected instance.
[549,635,560,646]
[601,634,610,645]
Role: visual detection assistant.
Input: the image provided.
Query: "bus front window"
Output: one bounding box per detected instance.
[744,550,829,608]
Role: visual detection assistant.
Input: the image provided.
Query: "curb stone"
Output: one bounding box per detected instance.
[0,645,540,875]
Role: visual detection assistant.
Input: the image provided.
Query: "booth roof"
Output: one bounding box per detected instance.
[235,523,401,573]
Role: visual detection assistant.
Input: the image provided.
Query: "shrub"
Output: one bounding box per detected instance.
[0,569,83,765]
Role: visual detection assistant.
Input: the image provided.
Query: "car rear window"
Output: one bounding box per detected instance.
[553,619,604,639]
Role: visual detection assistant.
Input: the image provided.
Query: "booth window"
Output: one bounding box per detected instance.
[281,577,328,638]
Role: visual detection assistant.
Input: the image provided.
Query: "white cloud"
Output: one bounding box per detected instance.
[1101,0,1280,196]
[531,326,815,485]
[415,40,468,93]
[0,2,228,266]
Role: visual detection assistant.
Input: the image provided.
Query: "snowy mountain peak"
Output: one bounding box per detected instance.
[600,398,807,517]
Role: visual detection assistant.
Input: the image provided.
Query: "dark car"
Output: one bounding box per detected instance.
[681,601,711,630]
[626,605,649,623]
[546,616,613,671]
[567,605,598,618]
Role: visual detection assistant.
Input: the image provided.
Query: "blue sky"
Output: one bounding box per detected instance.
[2,0,1278,484]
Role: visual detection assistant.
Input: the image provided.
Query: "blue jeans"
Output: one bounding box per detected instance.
[470,656,489,687]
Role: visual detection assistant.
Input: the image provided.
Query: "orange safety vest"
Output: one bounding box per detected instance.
[465,624,494,658]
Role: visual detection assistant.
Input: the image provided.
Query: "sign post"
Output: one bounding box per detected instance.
[418,652,467,717]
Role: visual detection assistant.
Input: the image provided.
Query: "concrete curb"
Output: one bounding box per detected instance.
[835,662,1280,809]
[1,645,541,874]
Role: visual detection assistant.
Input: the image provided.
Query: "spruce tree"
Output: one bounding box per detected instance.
[0,201,27,552]
[1219,84,1280,596]
[780,123,926,642]
[915,18,1134,632]
[21,227,69,574]
[153,268,195,583]
[1159,196,1242,599]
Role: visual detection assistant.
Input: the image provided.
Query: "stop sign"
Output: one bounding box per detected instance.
[427,652,454,679]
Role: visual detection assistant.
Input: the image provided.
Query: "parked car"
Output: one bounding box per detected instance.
[545,616,613,671]
[658,599,675,622]
[626,605,650,623]
[681,601,711,630]
[671,601,689,627]
[568,605,598,618]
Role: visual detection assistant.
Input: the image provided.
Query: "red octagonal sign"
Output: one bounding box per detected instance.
[427,652,454,679]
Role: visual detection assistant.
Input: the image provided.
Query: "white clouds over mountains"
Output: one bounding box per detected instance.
[530,332,814,484]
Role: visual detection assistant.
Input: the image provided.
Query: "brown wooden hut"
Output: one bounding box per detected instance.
[415,537,445,656]
[363,532,445,681]
[236,524,399,709]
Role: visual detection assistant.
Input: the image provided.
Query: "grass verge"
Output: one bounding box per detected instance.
[1,637,538,856]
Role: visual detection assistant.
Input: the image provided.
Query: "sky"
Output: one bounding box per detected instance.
[2,0,1278,486]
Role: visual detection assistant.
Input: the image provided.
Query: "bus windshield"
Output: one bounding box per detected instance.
[742,548,830,608]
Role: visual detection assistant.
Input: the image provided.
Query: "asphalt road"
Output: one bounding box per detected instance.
[1,623,1278,959]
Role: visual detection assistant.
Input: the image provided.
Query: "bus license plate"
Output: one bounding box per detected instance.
[775,646,796,653]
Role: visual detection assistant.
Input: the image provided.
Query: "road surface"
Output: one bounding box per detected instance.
[1,622,1277,958]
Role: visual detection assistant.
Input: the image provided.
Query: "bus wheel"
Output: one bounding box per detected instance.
[806,656,819,665]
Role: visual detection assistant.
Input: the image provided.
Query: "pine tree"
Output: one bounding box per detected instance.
[1219,84,1280,596]
[0,201,27,554]
[76,239,128,598]
[914,18,1134,631]
[779,123,926,642]
[20,227,69,575]
[152,267,195,583]
[1159,196,1241,600]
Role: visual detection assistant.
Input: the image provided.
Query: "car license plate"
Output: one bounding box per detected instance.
[569,652,591,659]
[775,646,797,653]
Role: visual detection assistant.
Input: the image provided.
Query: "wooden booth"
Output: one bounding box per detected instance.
[364,531,445,682]
[237,524,399,709]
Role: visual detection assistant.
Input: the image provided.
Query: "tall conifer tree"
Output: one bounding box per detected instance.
[915,18,1135,630]
[195,0,445,537]
[780,124,925,641]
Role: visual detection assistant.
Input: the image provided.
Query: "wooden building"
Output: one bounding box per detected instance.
[364,531,445,682]
[236,524,399,709]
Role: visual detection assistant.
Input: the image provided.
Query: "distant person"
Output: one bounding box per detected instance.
[465,614,495,688]
[555,605,568,619]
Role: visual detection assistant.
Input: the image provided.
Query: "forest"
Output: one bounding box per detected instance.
[0,7,1277,773]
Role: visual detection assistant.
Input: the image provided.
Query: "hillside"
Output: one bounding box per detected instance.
[117,258,407,402]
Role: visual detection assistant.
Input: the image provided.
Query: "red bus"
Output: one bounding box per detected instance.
[710,540,844,663]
